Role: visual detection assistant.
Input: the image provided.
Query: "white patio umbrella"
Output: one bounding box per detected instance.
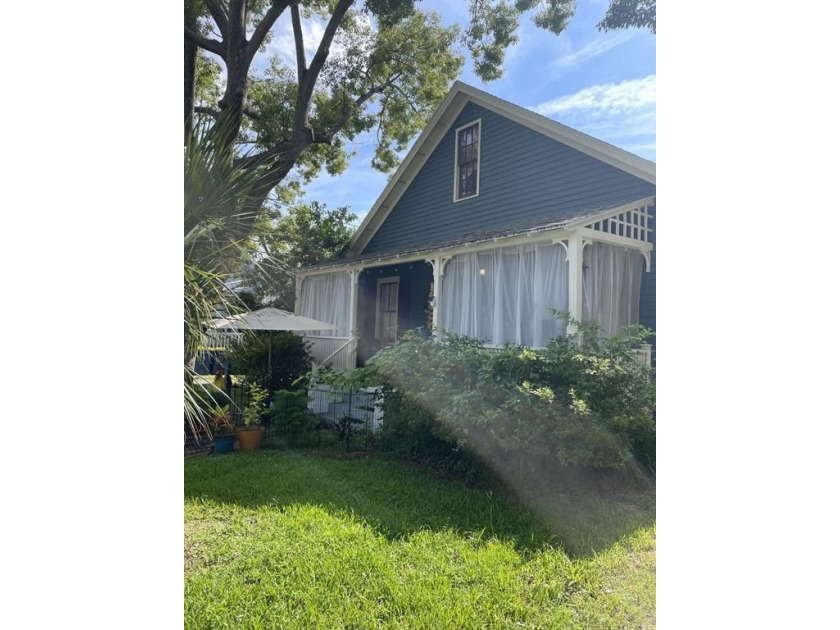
[214,307,336,375]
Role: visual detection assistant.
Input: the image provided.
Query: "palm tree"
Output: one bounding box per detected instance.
[184,124,261,439]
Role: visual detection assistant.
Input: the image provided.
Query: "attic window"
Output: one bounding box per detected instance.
[454,120,480,201]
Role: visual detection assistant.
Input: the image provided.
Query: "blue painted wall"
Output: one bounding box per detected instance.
[361,101,656,255]
[356,261,433,364]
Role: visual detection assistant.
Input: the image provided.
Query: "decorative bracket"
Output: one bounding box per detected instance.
[551,238,569,258]
[346,267,361,286]
[425,256,452,277]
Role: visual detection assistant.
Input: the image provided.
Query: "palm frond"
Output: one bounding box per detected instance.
[184,121,265,439]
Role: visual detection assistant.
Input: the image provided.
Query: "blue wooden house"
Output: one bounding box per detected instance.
[294,82,656,368]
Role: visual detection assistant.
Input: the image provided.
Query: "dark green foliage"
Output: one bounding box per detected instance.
[183,119,261,439]
[189,382,231,416]
[378,390,449,458]
[632,417,656,478]
[377,390,489,481]
[228,331,311,394]
[598,0,656,33]
[335,415,366,452]
[271,389,318,445]
[185,382,233,440]
[363,0,416,27]
[242,201,357,309]
[541,320,656,470]
[363,323,655,474]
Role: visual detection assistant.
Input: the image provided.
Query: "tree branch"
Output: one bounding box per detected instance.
[185,16,198,135]
[234,140,292,170]
[293,0,354,133]
[243,107,261,121]
[195,106,220,119]
[247,1,290,63]
[198,105,262,122]
[313,77,401,143]
[290,3,307,83]
[390,81,420,115]
[228,0,247,47]
[203,0,229,35]
[184,25,226,59]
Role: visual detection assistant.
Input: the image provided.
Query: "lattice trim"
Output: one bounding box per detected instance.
[583,201,653,243]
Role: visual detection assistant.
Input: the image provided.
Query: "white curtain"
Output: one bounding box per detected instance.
[439,242,568,347]
[299,271,351,336]
[582,242,644,337]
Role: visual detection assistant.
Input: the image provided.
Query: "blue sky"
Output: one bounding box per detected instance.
[292,0,656,226]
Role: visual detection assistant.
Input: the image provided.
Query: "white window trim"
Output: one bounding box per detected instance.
[453,118,481,202]
[374,276,400,342]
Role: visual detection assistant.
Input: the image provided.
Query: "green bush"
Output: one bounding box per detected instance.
[364,323,655,474]
[271,389,318,445]
[228,331,311,393]
[378,390,451,458]
[184,383,232,440]
[187,383,230,416]
[541,320,656,471]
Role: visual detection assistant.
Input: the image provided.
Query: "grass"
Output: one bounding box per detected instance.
[185,451,655,629]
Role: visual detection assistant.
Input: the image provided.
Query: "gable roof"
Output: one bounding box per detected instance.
[348,81,656,256]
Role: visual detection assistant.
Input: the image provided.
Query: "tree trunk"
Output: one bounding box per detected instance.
[184,16,197,142]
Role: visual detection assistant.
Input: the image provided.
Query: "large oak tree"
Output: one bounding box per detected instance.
[183,0,631,223]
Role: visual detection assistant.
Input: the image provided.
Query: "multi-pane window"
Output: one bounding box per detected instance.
[456,121,480,200]
[376,280,399,343]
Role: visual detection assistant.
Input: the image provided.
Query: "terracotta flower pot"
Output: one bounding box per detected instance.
[235,426,265,452]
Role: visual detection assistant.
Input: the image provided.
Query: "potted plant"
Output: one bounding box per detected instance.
[210,405,236,454]
[235,384,268,451]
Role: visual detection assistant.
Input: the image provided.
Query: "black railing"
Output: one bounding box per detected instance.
[185,380,382,456]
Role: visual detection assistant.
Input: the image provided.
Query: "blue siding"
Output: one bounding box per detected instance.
[356,262,433,364]
[361,102,656,255]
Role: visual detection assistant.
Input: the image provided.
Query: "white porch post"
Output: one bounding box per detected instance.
[348,269,360,367]
[294,276,303,315]
[430,256,443,341]
[567,232,584,337]
[428,257,443,341]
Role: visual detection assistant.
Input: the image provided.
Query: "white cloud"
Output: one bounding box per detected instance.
[530,75,656,158]
[264,14,327,69]
[554,32,635,70]
[533,74,656,116]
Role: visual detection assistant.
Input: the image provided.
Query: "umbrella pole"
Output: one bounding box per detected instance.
[268,330,272,383]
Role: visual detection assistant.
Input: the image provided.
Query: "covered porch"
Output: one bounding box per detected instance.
[297,197,655,369]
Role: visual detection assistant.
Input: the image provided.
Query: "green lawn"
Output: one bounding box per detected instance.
[185,451,655,629]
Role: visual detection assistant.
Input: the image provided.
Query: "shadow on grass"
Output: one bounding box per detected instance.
[184,449,654,557]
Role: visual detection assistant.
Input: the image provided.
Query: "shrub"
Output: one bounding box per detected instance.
[187,383,231,418]
[541,320,656,470]
[271,389,317,445]
[364,324,655,474]
[378,389,453,458]
[228,331,311,393]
